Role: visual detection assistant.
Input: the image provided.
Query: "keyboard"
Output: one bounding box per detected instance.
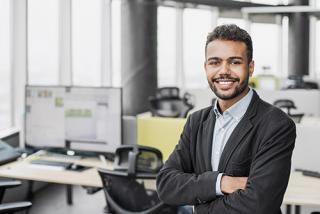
[30,159,72,170]
[296,169,320,178]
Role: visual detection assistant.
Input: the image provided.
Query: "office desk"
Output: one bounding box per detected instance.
[0,154,319,213]
[284,172,320,214]
[0,152,111,204]
[141,172,320,214]
[0,153,110,187]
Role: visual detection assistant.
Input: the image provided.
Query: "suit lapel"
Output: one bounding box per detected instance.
[218,118,253,171]
[201,109,215,171]
[218,91,259,171]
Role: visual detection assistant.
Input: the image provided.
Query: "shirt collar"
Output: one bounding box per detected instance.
[213,102,221,118]
[213,88,253,121]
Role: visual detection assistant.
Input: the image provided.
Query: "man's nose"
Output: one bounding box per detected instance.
[219,62,231,75]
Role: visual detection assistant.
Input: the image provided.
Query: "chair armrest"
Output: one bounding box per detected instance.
[0,180,21,189]
[0,201,32,214]
[82,186,101,195]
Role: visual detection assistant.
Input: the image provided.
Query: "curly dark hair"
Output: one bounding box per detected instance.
[205,24,253,63]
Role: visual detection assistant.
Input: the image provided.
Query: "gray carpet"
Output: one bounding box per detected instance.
[29,184,105,214]
[27,184,318,214]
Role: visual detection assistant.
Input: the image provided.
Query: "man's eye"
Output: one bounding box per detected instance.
[230,60,242,65]
[208,61,220,65]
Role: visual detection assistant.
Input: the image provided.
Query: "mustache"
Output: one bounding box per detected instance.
[212,75,240,82]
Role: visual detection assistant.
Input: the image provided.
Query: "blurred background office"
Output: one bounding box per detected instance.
[1,0,320,214]
[2,0,320,128]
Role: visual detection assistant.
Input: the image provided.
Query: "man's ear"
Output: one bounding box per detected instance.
[249,60,254,77]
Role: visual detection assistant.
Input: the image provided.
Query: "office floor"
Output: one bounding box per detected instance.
[29,184,105,214]
[26,184,319,214]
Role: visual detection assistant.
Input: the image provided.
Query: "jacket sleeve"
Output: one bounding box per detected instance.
[196,117,296,214]
[156,115,220,206]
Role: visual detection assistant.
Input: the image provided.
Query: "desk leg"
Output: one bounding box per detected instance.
[66,185,73,205]
[295,205,301,214]
[26,181,34,201]
[286,205,291,214]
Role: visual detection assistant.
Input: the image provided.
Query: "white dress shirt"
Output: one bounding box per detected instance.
[211,88,253,195]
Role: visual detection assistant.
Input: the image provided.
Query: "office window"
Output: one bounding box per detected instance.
[72,0,101,86]
[216,20,282,78]
[112,0,121,87]
[0,0,11,130]
[314,0,320,78]
[217,18,246,29]
[183,8,212,88]
[251,23,281,76]
[250,0,283,4]
[234,0,286,4]
[315,20,320,77]
[157,6,177,87]
[28,0,59,85]
[281,16,289,78]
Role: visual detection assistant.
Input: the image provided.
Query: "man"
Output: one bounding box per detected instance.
[156,24,296,214]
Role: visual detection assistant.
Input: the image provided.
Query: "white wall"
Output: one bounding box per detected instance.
[293,117,320,172]
[257,89,320,117]
[185,88,320,117]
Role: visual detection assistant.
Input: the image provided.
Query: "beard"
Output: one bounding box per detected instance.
[208,73,249,100]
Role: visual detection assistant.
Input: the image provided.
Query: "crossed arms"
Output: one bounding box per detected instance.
[156,114,296,214]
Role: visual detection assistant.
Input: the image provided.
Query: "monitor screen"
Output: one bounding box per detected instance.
[25,86,122,154]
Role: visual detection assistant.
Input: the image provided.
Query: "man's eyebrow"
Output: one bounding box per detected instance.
[228,56,244,60]
[206,57,221,61]
[206,56,244,61]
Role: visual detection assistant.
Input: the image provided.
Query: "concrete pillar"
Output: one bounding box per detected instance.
[121,0,158,115]
[288,0,309,77]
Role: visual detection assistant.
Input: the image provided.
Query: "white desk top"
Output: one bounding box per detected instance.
[284,171,320,206]
[0,152,112,187]
[0,154,319,207]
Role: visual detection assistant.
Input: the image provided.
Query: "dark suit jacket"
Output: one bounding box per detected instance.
[156,90,296,214]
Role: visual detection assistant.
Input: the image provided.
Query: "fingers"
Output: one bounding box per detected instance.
[221,175,248,194]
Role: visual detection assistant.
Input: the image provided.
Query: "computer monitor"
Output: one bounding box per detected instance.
[25,85,122,154]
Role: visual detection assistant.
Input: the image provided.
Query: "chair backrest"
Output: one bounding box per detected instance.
[113,145,163,176]
[155,87,180,99]
[98,145,177,214]
[98,169,174,214]
[273,99,296,110]
[0,180,21,203]
[149,87,194,118]
[273,99,304,123]
[0,180,32,214]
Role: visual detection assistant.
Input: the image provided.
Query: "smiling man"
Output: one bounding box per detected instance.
[156,24,296,214]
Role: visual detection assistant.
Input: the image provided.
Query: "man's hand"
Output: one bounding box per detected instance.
[221,175,248,194]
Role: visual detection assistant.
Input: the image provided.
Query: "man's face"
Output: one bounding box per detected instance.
[204,40,254,100]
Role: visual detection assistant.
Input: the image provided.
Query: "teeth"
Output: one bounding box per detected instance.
[217,79,233,81]
[218,81,233,85]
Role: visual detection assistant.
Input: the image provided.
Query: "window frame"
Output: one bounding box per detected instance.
[157,4,285,88]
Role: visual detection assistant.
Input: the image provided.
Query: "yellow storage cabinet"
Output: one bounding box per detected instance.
[137,113,187,161]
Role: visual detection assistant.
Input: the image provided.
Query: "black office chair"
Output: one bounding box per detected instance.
[148,87,194,118]
[273,99,304,123]
[98,145,177,214]
[284,75,319,89]
[0,180,32,214]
